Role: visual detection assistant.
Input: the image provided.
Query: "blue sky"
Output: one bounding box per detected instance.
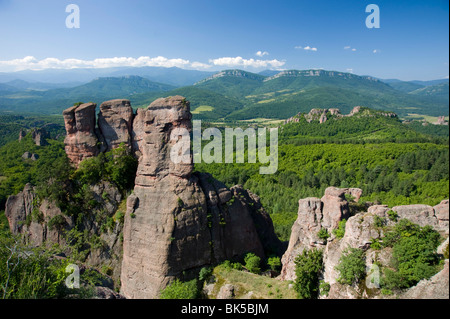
[0,0,448,80]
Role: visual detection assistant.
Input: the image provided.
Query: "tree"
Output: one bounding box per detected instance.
[294,249,323,299]
[244,253,261,274]
[335,247,366,286]
[159,279,199,299]
[267,256,281,272]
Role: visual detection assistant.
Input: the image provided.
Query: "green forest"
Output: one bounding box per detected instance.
[195,109,449,241]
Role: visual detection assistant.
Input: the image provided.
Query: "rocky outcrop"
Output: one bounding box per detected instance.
[280,187,449,299]
[4,180,124,283]
[97,99,134,152]
[31,128,49,146]
[121,96,208,299]
[435,116,449,126]
[433,199,449,235]
[390,201,449,236]
[22,152,39,161]
[63,99,136,166]
[6,96,283,299]
[198,175,283,262]
[280,187,356,281]
[121,96,282,299]
[284,106,397,125]
[400,259,449,299]
[18,129,26,142]
[63,103,100,167]
[5,184,72,246]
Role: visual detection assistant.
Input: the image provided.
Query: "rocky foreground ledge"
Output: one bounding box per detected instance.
[281,186,448,299]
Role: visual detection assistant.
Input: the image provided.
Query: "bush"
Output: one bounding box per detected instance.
[244,253,261,274]
[444,243,449,259]
[319,280,331,296]
[381,219,442,290]
[47,214,67,231]
[0,237,68,299]
[104,146,138,192]
[159,279,199,299]
[317,228,330,241]
[72,145,137,193]
[294,249,323,299]
[333,219,347,239]
[267,256,281,271]
[335,247,366,285]
[198,267,212,282]
[387,210,398,222]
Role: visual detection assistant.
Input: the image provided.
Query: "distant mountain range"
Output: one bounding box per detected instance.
[0,66,213,87]
[0,67,448,119]
[191,69,449,119]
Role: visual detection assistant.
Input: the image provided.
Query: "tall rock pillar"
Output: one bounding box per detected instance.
[120,96,212,299]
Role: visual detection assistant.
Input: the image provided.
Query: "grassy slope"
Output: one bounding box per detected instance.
[209,265,296,299]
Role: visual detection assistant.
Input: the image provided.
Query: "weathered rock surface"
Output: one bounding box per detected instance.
[63,103,100,167]
[4,180,124,284]
[321,187,350,230]
[31,128,49,146]
[280,187,353,281]
[121,96,282,299]
[217,284,235,299]
[281,185,449,299]
[98,99,134,152]
[391,202,448,236]
[400,259,449,299]
[5,184,72,247]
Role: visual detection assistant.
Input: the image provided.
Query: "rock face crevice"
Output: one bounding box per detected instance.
[97,99,134,153]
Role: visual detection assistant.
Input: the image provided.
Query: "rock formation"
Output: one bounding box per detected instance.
[400,259,449,299]
[5,180,124,282]
[63,99,137,167]
[6,96,283,299]
[280,187,356,281]
[280,187,449,299]
[5,184,72,246]
[435,116,449,126]
[18,129,26,142]
[97,99,134,152]
[22,152,39,161]
[63,103,100,167]
[121,96,282,298]
[31,128,49,146]
[283,106,397,125]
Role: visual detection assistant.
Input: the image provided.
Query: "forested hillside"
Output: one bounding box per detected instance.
[1,69,448,120]
[195,108,449,241]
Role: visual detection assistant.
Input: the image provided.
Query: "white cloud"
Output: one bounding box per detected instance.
[0,55,212,72]
[304,46,318,51]
[352,48,357,52]
[256,51,269,57]
[209,56,285,69]
[190,61,212,69]
[344,46,357,51]
[346,68,354,73]
[373,49,379,53]
[0,55,287,72]
[295,45,318,51]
